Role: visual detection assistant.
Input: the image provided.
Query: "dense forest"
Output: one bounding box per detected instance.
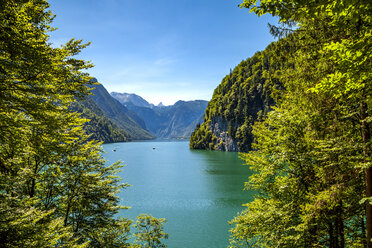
[69,97,130,143]
[226,0,372,247]
[0,1,167,247]
[189,43,280,152]
[192,0,371,247]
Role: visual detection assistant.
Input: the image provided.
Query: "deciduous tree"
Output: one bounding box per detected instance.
[0,1,168,247]
[230,0,371,246]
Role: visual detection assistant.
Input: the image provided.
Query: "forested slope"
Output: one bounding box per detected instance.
[70,97,129,143]
[190,44,280,152]
[69,80,154,143]
[87,81,154,140]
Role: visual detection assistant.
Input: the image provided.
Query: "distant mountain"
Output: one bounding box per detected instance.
[87,81,154,140]
[154,100,208,138]
[110,92,208,139]
[157,102,165,108]
[71,79,154,142]
[111,92,154,108]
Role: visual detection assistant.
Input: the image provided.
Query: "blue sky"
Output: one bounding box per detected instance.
[49,0,277,105]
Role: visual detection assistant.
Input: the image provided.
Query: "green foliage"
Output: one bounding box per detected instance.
[87,217,133,248]
[230,101,366,247]
[229,0,371,247]
[189,122,217,150]
[70,98,129,143]
[0,1,168,247]
[189,44,280,152]
[133,214,168,248]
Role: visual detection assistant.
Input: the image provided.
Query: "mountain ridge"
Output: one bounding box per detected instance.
[70,96,130,143]
[87,82,154,140]
[111,92,208,139]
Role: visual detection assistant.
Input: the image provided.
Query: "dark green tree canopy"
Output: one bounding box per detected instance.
[190,44,281,152]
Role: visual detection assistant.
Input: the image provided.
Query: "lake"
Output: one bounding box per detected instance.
[102,140,254,248]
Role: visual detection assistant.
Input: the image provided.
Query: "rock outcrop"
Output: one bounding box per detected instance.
[190,43,281,152]
[209,116,239,151]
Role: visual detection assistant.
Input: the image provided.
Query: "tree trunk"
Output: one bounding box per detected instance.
[64,202,71,227]
[30,160,39,198]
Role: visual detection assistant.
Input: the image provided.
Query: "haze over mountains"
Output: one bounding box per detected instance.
[72,79,208,142]
[111,92,208,139]
[111,92,156,109]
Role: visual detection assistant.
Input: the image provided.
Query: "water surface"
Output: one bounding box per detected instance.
[102,140,253,248]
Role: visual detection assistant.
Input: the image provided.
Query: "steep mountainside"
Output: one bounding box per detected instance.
[84,80,154,140]
[189,45,280,152]
[70,97,129,143]
[111,92,208,139]
[155,100,208,138]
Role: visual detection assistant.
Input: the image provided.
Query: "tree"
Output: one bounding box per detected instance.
[229,93,366,247]
[133,214,168,248]
[1,0,92,246]
[1,1,170,247]
[229,0,371,246]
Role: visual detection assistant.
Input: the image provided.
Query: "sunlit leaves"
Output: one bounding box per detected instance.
[230,0,371,246]
[133,214,169,248]
[1,1,170,247]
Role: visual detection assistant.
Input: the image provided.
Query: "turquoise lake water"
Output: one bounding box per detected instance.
[102,140,254,248]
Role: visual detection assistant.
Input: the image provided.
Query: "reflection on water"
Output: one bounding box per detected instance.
[102,141,254,248]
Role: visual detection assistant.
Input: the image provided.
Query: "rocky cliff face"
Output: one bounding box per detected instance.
[209,116,239,152]
[189,43,280,152]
